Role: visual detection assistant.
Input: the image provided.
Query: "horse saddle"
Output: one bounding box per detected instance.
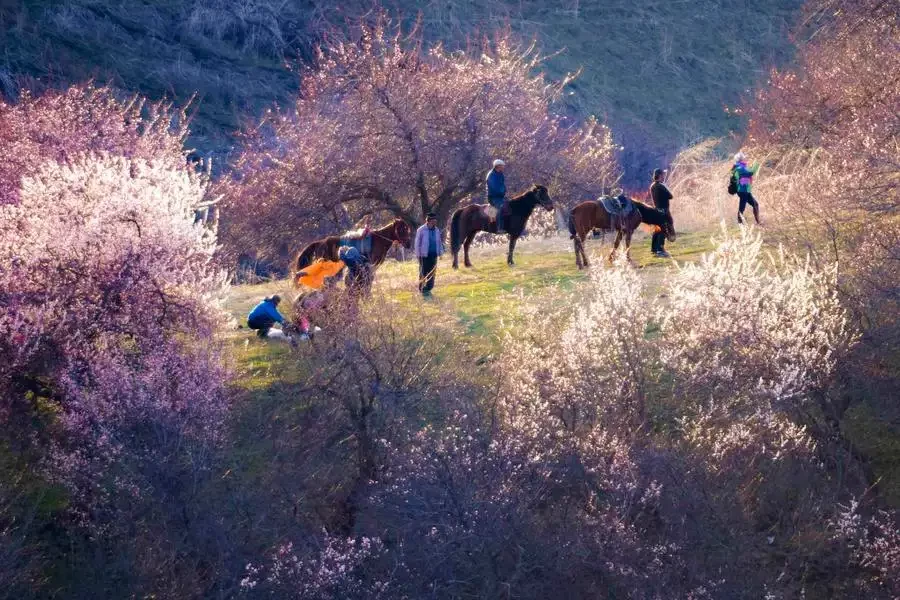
[481,202,510,222]
[339,230,373,256]
[600,194,635,217]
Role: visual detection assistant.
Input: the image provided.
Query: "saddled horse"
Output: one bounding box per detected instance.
[293,218,412,286]
[567,196,676,268]
[450,184,554,268]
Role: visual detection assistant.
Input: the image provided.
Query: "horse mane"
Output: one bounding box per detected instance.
[509,184,546,203]
[343,218,406,237]
[376,217,407,233]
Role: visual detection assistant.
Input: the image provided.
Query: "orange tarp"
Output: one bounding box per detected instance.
[296,259,344,289]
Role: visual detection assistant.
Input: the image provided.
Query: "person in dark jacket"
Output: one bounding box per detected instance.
[414,213,444,297]
[649,168,673,258]
[247,295,285,338]
[486,159,507,233]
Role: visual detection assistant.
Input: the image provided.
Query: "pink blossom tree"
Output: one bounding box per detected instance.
[0,83,192,206]
[0,154,229,518]
[241,534,396,599]
[218,13,620,265]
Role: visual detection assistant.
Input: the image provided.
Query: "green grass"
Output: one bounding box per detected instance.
[224,230,715,364]
[224,229,900,511]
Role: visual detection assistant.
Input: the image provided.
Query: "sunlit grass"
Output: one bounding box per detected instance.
[224,230,716,367]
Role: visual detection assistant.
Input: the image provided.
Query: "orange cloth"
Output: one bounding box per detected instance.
[296,259,344,289]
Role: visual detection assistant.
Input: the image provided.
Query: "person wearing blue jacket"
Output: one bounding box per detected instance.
[247,295,285,338]
[486,159,508,233]
[338,245,372,296]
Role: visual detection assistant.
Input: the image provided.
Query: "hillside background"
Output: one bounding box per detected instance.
[0,0,801,182]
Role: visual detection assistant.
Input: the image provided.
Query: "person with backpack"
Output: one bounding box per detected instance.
[649,168,673,258]
[338,245,372,296]
[414,213,444,297]
[247,295,285,338]
[730,152,761,225]
[486,159,508,234]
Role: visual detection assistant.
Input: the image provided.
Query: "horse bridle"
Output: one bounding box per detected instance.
[369,223,410,246]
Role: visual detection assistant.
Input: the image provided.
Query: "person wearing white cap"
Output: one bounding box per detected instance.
[731,151,761,225]
[486,159,508,233]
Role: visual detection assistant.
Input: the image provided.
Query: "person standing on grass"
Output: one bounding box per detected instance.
[247,295,285,338]
[732,151,762,225]
[414,213,444,297]
[486,159,507,234]
[649,168,673,258]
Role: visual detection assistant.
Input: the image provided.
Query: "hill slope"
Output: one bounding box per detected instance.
[1,0,801,177]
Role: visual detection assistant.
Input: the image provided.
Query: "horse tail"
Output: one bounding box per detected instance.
[450,208,464,255]
[567,207,576,240]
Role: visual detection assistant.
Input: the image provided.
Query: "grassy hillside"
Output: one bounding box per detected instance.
[1,0,801,176]
[225,230,713,374]
[227,230,900,507]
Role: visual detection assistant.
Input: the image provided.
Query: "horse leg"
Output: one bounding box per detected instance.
[581,233,590,268]
[573,235,583,269]
[507,235,518,266]
[609,230,623,263]
[463,232,476,268]
[624,230,634,263]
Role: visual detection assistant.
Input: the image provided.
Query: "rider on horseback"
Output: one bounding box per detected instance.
[486,159,508,234]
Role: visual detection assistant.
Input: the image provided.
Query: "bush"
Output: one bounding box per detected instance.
[0,155,229,539]
[0,83,190,206]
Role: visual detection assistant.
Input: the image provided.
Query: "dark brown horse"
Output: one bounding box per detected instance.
[293,218,412,285]
[450,185,554,268]
[567,198,676,268]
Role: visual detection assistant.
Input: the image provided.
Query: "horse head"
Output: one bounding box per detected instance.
[392,218,413,249]
[532,185,554,211]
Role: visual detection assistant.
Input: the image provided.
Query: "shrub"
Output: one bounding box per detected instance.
[0,154,229,513]
[0,83,190,206]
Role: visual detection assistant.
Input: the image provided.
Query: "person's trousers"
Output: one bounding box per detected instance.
[650,208,668,253]
[737,192,760,223]
[651,229,666,253]
[419,256,437,294]
[247,316,276,337]
[490,200,506,231]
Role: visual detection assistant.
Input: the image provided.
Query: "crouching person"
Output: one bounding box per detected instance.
[291,290,327,340]
[247,295,285,338]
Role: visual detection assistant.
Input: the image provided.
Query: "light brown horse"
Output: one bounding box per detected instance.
[292,218,412,285]
[449,185,554,268]
[567,198,675,268]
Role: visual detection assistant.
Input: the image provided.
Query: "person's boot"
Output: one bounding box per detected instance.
[752,205,761,225]
[737,213,744,225]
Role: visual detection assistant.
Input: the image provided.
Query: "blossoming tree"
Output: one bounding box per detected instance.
[219,13,620,264]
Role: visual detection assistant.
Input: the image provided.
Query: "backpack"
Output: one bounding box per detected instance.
[338,246,366,268]
[727,167,738,195]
